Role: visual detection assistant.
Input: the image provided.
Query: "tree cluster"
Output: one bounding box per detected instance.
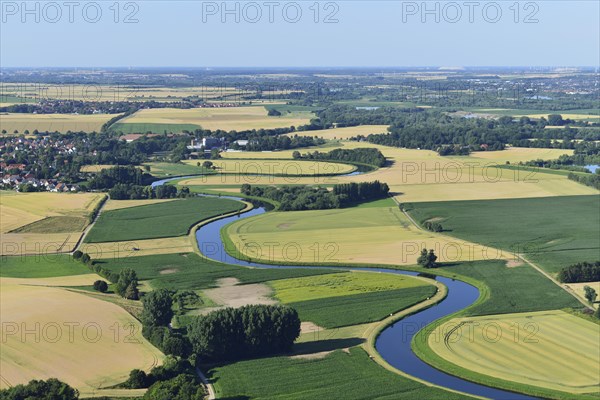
[297,147,386,167]
[417,249,438,268]
[241,181,389,211]
[0,378,78,400]
[187,305,301,361]
[423,221,443,232]
[557,261,600,283]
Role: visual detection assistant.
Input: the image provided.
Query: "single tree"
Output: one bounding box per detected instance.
[584,286,597,304]
[93,280,109,293]
[142,289,174,326]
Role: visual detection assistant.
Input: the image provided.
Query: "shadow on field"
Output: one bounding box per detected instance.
[291,337,364,356]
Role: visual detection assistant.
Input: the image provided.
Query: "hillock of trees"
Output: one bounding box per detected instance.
[294,147,386,167]
[241,181,389,211]
[557,261,600,283]
[187,305,301,361]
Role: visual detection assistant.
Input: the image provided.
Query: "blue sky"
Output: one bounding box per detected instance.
[1,1,598,67]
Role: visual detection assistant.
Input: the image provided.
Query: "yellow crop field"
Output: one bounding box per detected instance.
[1,83,289,102]
[184,158,355,176]
[225,205,506,266]
[103,198,178,211]
[0,276,164,395]
[118,106,313,131]
[179,143,595,202]
[284,125,389,139]
[80,236,194,259]
[1,232,82,256]
[0,113,118,133]
[428,311,600,394]
[270,271,429,303]
[0,192,104,255]
[0,192,103,233]
[566,282,600,308]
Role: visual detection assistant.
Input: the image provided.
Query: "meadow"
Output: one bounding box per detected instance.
[113,106,313,132]
[84,197,243,243]
[407,195,600,274]
[224,200,502,266]
[0,112,117,133]
[428,311,600,395]
[209,347,468,400]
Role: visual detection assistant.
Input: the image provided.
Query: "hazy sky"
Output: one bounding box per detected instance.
[1,1,598,67]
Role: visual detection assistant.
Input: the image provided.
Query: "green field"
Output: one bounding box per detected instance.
[111,122,200,134]
[10,216,89,234]
[96,253,336,291]
[210,347,468,400]
[288,286,437,328]
[85,197,243,243]
[436,260,580,316]
[270,272,428,303]
[0,255,89,278]
[407,195,600,274]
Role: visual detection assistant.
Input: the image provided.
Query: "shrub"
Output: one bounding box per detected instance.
[93,280,109,293]
[72,250,83,260]
[126,369,148,389]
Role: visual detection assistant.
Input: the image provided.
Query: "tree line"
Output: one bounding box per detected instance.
[241,181,389,211]
[557,261,600,283]
[294,147,386,167]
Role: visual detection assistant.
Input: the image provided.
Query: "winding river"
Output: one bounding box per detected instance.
[153,175,536,399]
[193,201,536,400]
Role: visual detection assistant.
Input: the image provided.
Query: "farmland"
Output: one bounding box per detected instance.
[269,272,437,327]
[80,236,195,259]
[0,192,105,256]
[270,271,429,303]
[210,347,468,400]
[0,273,164,396]
[284,124,390,139]
[287,286,437,328]
[225,200,504,266]
[112,106,313,132]
[178,143,596,202]
[427,311,600,395]
[96,253,337,291]
[182,158,356,176]
[407,195,600,274]
[435,260,581,316]
[0,112,117,133]
[84,196,243,243]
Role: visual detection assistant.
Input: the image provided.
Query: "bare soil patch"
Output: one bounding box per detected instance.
[202,278,276,310]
